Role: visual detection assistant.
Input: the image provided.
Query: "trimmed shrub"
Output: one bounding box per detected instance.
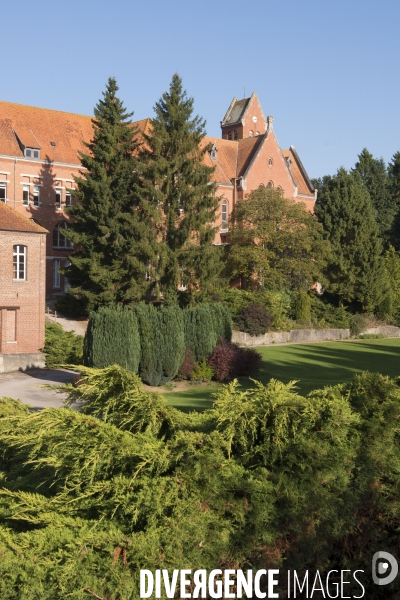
[43,322,84,368]
[209,302,232,342]
[234,302,273,336]
[83,307,140,373]
[183,304,217,362]
[135,303,185,386]
[294,292,311,325]
[207,338,262,382]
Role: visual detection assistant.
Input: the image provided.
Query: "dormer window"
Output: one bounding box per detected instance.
[25,148,40,159]
[209,144,218,160]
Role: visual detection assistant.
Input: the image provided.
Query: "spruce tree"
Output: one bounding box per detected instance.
[388,151,400,248]
[352,148,395,241]
[64,78,159,311]
[139,74,222,301]
[315,168,386,310]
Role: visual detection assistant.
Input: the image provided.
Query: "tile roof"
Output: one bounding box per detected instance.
[202,137,238,184]
[221,97,251,126]
[0,202,48,233]
[282,148,314,196]
[0,101,94,164]
[237,134,265,177]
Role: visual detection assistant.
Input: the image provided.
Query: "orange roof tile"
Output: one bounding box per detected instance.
[201,137,238,185]
[237,134,265,177]
[0,202,48,233]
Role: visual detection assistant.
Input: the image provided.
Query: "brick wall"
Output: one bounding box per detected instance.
[0,229,46,354]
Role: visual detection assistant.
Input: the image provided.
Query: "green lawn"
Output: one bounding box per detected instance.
[165,338,400,412]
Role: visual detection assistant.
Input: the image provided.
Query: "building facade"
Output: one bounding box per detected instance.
[0,202,47,372]
[0,93,315,296]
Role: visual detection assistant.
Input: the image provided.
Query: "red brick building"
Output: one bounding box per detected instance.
[0,202,47,372]
[0,93,315,295]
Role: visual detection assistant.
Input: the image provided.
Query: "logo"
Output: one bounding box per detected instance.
[372,552,398,586]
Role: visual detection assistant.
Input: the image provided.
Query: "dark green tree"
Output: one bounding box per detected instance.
[388,151,400,249]
[139,74,222,302]
[63,78,159,311]
[352,148,395,241]
[315,168,387,310]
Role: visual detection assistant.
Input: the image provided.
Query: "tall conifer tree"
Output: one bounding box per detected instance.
[352,148,395,241]
[315,168,386,310]
[64,78,158,310]
[139,74,221,302]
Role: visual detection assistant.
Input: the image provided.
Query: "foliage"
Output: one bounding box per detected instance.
[134,303,185,386]
[234,301,274,336]
[315,168,387,310]
[357,333,384,339]
[177,348,196,380]
[383,244,400,315]
[376,292,393,320]
[63,77,158,311]
[388,150,400,249]
[310,294,350,329]
[139,73,222,298]
[228,185,329,291]
[207,338,262,382]
[352,148,396,241]
[191,360,215,382]
[349,313,369,337]
[1,369,400,597]
[183,303,231,363]
[42,322,83,368]
[293,291,311,325]
[54,291,89,318]
[83,307,140,373]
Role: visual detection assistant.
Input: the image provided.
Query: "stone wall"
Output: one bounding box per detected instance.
[0,352,46,373]
[363,326,400,337]
[232,328,350,347]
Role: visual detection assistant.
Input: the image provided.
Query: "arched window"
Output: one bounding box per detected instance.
[277,186,283,196]
[13,245,26,280]
[249,130,254,138]
[221,200,228,230]
[255,131,260,136]
[53,221,73,249]
[268,157,273,166]
[267,181,274,189]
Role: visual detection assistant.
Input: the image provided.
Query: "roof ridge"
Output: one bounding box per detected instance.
[0,100,94,119]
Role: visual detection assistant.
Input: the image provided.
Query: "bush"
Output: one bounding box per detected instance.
[191,360,215,383]
[177,349,196,380]
[349,313,369,337]
[135,303,185,386]
[43,322,84,368]
[294,292,311,325]
[209,302,232,342]
[54,292,89,319]
[234,302,273,336]
[376,292,393,320]
[310,294,350,329]
[183,303,231,362]
[207,338,262,382]
[83,307,140,373]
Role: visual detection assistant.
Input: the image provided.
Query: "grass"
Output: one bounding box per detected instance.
[165,338,400,412]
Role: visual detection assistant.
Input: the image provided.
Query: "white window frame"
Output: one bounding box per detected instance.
[65,190,72,207]
[0,182,6,203]
[53,259,61,289]
[13,245,26,281]
[22,184,30,206]
[55,187,62,209]
[221,200,228,231]
[33,185,40,207]
[25,148,40,159]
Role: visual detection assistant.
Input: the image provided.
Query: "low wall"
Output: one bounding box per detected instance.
[0,352,46,373]
[232,328,350,347]
[363,326,400,338]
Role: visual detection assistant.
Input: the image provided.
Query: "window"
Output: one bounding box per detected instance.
[53,259,61,289]
[228,131,232,140]
[13,245,26,280]
[277,187,283,196]
[22,185,30,206]
[268,157,273,166]
[249,130,254,138]
[25,148,40,159]
[234,130,238,140]
[221,200,228,230]
[55,188,62,209]
[33,185,40,206]
[0,182,6,202]
[64,260,71,292]
[267,181,273,189]
[53,221,73,249]
[65,190,72,206]
[255,131,260,136]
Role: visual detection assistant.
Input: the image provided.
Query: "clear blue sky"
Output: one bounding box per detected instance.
[3,0,400,179]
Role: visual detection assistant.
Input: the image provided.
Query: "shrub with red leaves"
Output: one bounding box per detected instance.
[177,348,196,380]
[207,338,262,382]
